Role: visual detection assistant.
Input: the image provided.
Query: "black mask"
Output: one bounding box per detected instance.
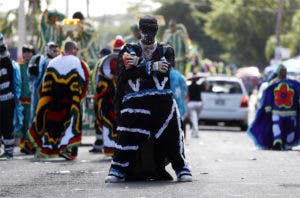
[139,16,158,45]
[0,44,7,54]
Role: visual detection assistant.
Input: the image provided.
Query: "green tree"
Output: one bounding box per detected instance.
[154,0,223,60]
[265,7,300,60]
[204,0,281,66]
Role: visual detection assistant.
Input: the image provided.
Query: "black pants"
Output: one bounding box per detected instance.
[0,99,15,139]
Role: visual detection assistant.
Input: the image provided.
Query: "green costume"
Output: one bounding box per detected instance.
[19,61,34,152]
[163,23,189,75]
[39,10,65,50]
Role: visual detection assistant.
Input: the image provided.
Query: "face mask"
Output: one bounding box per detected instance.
[141,31,156,45]
[0,44,7,54]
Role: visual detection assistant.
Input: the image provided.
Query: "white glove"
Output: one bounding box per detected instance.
[123,52,139,69]
[152,61,169,73]
[126,55,139,66]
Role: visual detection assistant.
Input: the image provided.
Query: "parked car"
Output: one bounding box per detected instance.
[198,76,249,131]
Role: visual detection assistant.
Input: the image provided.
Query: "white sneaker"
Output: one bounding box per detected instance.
[105,175,125,183]
[177,175,193,182]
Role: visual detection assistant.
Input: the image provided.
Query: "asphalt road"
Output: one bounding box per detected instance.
[0,126,299,198]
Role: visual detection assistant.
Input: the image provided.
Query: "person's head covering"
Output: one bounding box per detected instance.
[99,48,111,57]
[45,41,58,55]
[47,10,65,22]
[72,11,84,20]
[139,15,158,45]
[113,38,125,52]
[0,33,8,58]
[22,44,35,55]
[169,19,177,27]
[130,24,139,31]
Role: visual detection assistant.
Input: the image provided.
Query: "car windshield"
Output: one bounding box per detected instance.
[206,80,242,94]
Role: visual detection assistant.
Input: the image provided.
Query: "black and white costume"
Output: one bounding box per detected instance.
[106,16,192,182]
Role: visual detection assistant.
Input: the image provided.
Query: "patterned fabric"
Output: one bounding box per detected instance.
[93,53,118,156]
[28,55,89,157]
[39,10,65,50]
[247,79,300,149]
[109,42,191,179]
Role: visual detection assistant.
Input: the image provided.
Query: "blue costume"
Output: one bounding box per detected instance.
[247,78,300,150]
[170,68,187,118]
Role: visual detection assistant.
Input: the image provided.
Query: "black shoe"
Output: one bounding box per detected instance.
[272,142,283,151]
[20,147,35,155]
[89,147,102,153]
[59,147,78,160]
[153,169,173,181]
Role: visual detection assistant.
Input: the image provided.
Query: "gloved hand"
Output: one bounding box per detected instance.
[122,52,139,69]
[152,61,169,73]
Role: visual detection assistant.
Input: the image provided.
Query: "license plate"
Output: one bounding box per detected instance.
[215,98,225,105]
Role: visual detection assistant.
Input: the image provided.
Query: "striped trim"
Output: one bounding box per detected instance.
[2,139,15,145]
[122,89,173,103]
[111,160,129,168]
[271,110,296,115]
[0,92,14,101]
[117,126,151,136]
[109,168,125,178]
[114,143,138,151]
[264,106,271,112]
[176,170,192,178]
[155,100,176,138]
[120,108,151,115]
[153,76,168,90]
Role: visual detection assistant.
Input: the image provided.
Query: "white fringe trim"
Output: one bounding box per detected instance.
[111,160,129,167]
[121,108,151,115]
[155,100,176,139]
[117,126,151,136]
[114,143,138,151]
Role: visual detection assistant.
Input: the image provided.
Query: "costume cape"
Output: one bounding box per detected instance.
[93,53,118,156]
[247,78,300,149]
[29,57,89,157]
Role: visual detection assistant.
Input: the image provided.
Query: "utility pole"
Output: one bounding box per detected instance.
[17,0,26,61]
[87,0,90,18]
[274,0,284,60]
[66,0,69,17]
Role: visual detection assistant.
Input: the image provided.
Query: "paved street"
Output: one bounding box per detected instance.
[0,127,299,198]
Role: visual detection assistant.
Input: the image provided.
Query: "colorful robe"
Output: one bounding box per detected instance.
[93,53,118,156]
[247,78,300,149]
[163,23,189,75]
[29,55,89,157]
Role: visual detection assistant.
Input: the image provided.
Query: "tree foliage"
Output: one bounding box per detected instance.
[204,0,280,66]
[154,0,223,60]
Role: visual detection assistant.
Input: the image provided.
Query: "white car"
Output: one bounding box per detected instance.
[198,76,250,131]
